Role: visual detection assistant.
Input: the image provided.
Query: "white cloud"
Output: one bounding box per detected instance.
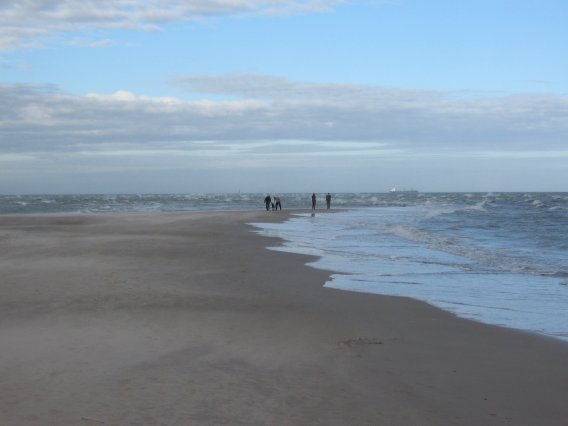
[0,0,347,51]
[1,75,567,177]
[67,38,114,48]
[0,153,36,162]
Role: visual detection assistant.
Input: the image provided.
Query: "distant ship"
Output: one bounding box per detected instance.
[389,187,418,194]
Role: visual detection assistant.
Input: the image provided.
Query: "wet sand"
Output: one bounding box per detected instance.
[1,211,567,425]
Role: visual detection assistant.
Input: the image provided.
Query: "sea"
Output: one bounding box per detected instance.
[1,192,567,342]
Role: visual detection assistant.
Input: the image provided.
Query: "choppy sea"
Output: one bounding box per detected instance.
[253,192,568,342]
[1,192,567,341]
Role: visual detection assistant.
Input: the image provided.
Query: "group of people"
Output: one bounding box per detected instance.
[264,195,282,211]
[264,193,332,211]
[312,193,332,210]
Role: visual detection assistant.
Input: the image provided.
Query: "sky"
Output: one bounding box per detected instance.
[1,0,567,194]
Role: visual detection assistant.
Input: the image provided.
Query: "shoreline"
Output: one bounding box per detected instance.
[255,208,568,345]
[1,211,567,425]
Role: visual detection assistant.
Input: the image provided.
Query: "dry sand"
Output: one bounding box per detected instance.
[1,211,567,426]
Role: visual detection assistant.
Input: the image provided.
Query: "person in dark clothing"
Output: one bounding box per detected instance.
[264,195,271,211]
[326,193,331,209]
[311,193,316,210]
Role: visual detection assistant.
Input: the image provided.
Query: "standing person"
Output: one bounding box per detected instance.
[274,196,282,210]
[326,193,331,209]
[311,193,317,210]
[264,194,271,211]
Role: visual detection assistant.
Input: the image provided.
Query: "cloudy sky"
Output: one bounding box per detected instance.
[1,0,567,194]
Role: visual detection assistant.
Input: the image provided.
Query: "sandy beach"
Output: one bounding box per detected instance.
[1,210,567,426]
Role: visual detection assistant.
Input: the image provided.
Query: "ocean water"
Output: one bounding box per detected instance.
[0,193,316,214]
[2,192,567,341]
[252,192,568,342]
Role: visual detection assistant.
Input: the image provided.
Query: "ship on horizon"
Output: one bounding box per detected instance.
[389,187,418,194]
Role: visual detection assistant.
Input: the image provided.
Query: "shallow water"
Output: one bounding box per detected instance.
[252,192,568,342]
